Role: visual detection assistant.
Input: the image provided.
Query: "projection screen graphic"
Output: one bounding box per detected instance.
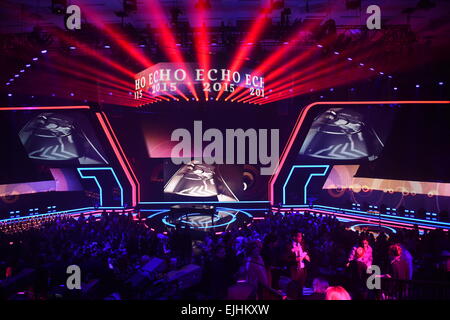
[299,107,387,161]
[18,112,108,165]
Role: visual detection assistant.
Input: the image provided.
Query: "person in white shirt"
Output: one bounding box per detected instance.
[289,232,310,292]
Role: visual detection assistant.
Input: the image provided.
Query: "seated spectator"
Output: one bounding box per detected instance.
[245,241,269,291]
[325,286,352,300]
[304,277,329,300]
[227,267,257,300]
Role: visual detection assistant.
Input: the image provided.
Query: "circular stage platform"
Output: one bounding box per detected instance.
[143,207,254,235]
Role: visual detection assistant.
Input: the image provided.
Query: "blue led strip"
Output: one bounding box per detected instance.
[1,207,95,223]
[278,204,450,229]
[282,165,330,205]
[314,205,450,228]
[138,201,269,204]
[147,207,252,230]
[77,167,124,208]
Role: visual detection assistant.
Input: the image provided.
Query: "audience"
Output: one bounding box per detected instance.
[325,286,352,300]
[0,210,449,300]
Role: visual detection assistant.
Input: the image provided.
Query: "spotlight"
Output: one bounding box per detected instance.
[20,70,25,73]
[6,82,10,85]
[14,74,19,78]
[359,63,364,66]
[195,0,211,9]
[26,64,31,68]
[394,87,398,91]
[7,93,12,97]
[347,57,353,61]
[69,46,76,50]
[9,79,13,82]
[369,67,375,71]
[70,92,74,96]
[104,45,111,49]
[388,75,393,79]
[438,81,444,85]
[379,72,384,75]
[41,49,48,54]
[51,0,67,15]
[330,88,334,92]
[334,51,340,55]
[32,57,38,61]
[416,84,420,88]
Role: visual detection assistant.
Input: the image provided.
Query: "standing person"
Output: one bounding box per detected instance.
[288,231,310,296]
[388,244,413,280]
[386,244,413,299]
[246,241,269,293]
[348,237,373,268]
[346,247,369,300]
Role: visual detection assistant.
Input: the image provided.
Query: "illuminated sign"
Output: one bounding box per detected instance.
[134,63,264,101]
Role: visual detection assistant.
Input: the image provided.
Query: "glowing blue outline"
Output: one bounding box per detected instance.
[282,165,330,205]
[1,207,95,222]
[77,167,124,208]
[146,207,253,230]
[350,223,397,234]
[279,204,450,229]
[162,210,236,229]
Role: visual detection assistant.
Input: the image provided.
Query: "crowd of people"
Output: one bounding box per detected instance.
[0,210,449,300]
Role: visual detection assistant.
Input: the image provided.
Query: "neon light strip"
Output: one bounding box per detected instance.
[315,205,450,227]
[1,207,96,222]
[273,206,438,230]
[77,167,124,208]
[139,201,270,204]
[96,113,137,206]
[0,106,90,111]
[269,101,450,205]
[99,112,140,203]
[282,165,329,205]
[350,223,397,234]
[312,206,438,229]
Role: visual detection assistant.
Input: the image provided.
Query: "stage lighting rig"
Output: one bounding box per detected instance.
[195,0,211,9]
[51,0,67,15]
[345,0,361,10]
[170,7,183,26]
[280,8,292,27]
[115,0,138,22]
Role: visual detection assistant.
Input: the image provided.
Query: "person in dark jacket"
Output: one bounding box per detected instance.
[346,247,369,300]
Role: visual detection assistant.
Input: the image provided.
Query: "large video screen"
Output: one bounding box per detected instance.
[0,108,113,219]
[280,102,450,216]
